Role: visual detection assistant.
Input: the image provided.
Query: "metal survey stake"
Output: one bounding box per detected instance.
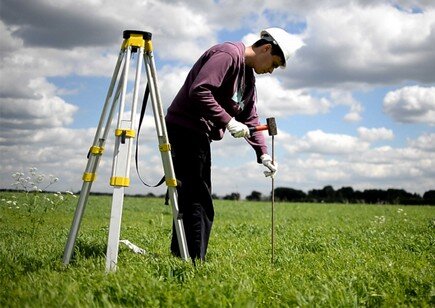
[251,118,277,263]
[62,30,189,272]
[271,136,276,263]
[266,117,277,264]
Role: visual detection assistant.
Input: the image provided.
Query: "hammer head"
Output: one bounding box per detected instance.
[266,118,277,136]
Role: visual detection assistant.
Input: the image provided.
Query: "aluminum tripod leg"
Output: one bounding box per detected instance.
[105,42,140,272]
[143,42,190,261]
[63,50,125,265]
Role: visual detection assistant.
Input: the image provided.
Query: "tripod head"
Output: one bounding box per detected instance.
[122,30,153,53]
[123,30,152,40]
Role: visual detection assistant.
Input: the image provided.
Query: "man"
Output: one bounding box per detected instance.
[166,27,304,262]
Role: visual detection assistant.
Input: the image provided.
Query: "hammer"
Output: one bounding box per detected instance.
[249,117,277,264]
[249,117,277,136]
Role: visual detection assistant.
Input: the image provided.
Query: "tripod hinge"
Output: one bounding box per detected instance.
[144,40,153,52]
[115,129,135,138]
[90,146,104,155]
[165,178,177,187]
[110,177,130,187]
[115,129,135,144]
[83,172,96,182]
[159,143,171,152]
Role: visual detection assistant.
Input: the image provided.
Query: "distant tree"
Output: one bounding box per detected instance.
[246,191,262,201]
[308,185,335,202]
[362,189,388,204]
[223,192,240,201]
[274,187,306,202]
[423,190,435,205]
[336,186,354,203]
[322,185,335,201]
[386,189,415,204]
[353,190,365,203]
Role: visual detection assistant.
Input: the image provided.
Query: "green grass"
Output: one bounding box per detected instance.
[0,191,434,307]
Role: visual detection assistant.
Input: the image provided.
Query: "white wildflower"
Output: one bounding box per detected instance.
[374,215,386,224]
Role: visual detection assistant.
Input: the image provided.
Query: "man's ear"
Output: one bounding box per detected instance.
[262,43,272,53]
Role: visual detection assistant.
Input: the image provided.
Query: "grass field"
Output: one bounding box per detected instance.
[0,191,434,307]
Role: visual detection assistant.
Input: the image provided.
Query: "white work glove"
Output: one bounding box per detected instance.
[226,118,250,138]
[261,154,277,178]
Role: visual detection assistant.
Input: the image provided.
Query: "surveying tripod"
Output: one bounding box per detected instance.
[63,30,189,272]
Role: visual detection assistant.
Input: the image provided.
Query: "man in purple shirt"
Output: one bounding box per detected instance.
[166,28,303,262]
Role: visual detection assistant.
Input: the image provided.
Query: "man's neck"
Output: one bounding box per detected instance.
[244,45,255,68]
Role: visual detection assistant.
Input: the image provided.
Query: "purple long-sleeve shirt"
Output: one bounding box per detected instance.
[166,41,268,162]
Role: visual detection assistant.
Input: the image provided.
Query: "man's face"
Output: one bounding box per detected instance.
[253,44,283,74]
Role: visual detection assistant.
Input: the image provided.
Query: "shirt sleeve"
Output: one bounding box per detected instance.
[188,52,234,128]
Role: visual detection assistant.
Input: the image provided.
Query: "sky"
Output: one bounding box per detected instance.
[0,0,434,199]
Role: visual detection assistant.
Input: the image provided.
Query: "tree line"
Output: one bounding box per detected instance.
[240,186,435,205]
[4,186,433,205]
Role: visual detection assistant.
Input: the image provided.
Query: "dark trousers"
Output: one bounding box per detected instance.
[167,124,214,261]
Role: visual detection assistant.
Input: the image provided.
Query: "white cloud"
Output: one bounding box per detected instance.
[276,131,434,195]
[256,76,331,117]
[158,65,190,109]
[330,91,363,122]
[285,129,370,155]
[357,127,394,142]
[407,132,435,151]
[285,3,435,88]
[383,85,435,125]
[0,78,78,130]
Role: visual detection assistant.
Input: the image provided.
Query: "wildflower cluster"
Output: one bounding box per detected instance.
[2,195,18,208]
[374,215,386,224]
[1,167,76,235]
[396,208,408,222]
[11,167,59,192]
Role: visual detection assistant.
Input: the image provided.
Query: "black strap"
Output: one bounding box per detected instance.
[135,83,165,187]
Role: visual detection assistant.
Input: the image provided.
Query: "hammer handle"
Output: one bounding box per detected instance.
[249,124,268,133]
